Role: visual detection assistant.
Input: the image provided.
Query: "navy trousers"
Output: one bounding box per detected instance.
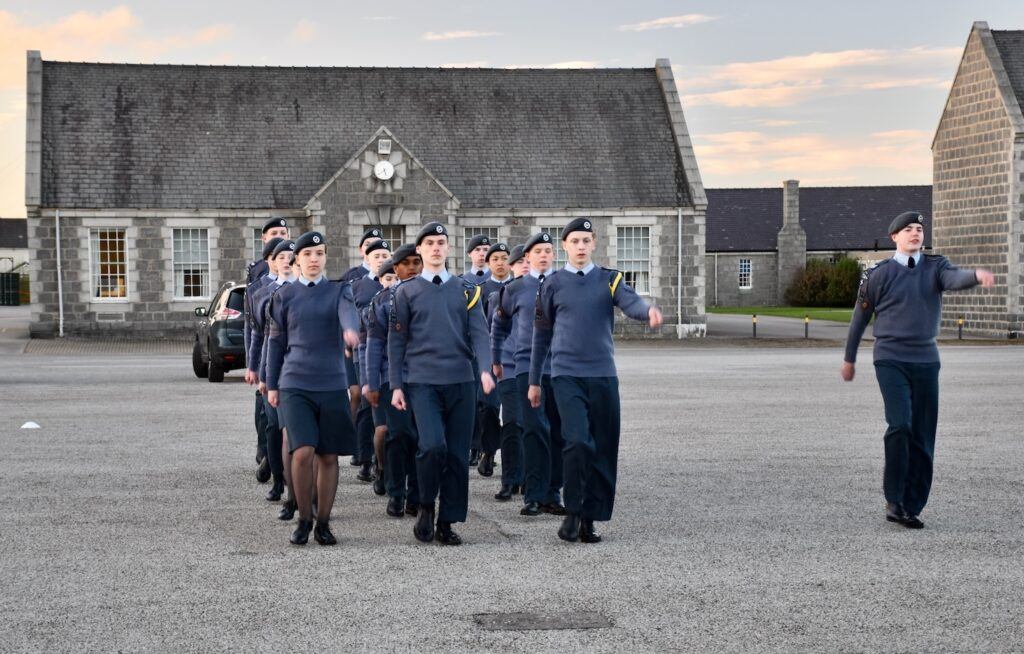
[497,378,524,487]
[407,381,476,523]
[516,373,563,506]
[874,360,941,515]
[476,387,502,456]
[382,383,420,504]
[353,357,375,465]
[261,394,284,478]
[551,376,620,522]
[254,391,268,459]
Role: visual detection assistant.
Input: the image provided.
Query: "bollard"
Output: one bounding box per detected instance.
[752,314,757,339]
[958,316,964,340]
[804,315,810,339]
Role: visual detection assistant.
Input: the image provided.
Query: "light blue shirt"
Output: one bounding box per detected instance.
[420,269,452,284]
[562,262,596,275]
[297,274,325,286]
[893,252,922,267]
[529,268,551,279]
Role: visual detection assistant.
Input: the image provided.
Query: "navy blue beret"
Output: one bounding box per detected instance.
[507,244,526,265]
[360,227,384,246]
[560,218,594,240]
[262,237,284,260]
[888,211,924,235]
[416,222,449,245]
[365,239,391,255]
[272,239,295,258]
[467,234,492,251]
[294,231,326,256]
[391,243,418,264]
[262,217,288,233]
[486,242,509,261]
[524,232,554,253]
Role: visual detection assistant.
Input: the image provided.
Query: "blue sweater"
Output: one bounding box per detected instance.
[487,288,516,375]
[462,269,490,286]
[388,275,492,388]
[530,267,651,384]
[338,263,370,284]
[491,273,552,378]
[844,255,979,364]
[352,275,384,386]
[266,280,360,391]
[247,279,285,375]
[243,274,272,367]
[365,283,403,391]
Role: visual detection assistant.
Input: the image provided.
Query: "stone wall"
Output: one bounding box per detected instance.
[705,253,778,307]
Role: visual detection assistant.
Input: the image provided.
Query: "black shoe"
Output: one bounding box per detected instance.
[558,513,581,542]
[373,471,387,496]
[278,498,296,521]
[313,520,337,545]
[477,452,495,477]
[468,449,481,467]
[386,496,406,517]
[520,501,542,516]
[885,502,909,524]
[265,478,284,502]
[356,463,374,483]
[290,518,313,545]
[414,505,435,542]
[405,502,419,517]
[495,485,513,501]
[435,520,462,546]
[542,502,567,516]
[512,485,523,495]
[256,457,271,483]
[904,513,925,529]
[349,455,360,467]
[580,518,602,543]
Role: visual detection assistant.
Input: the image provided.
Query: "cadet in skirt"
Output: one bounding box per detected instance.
[530,218,663,543]
[266,231,361,546]
[389,222,494,545]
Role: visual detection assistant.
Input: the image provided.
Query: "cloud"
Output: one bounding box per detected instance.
[422,30,501,42]
[618,14,717,32]
[289,19,317,44]
[684,83,823,108]
[860,77,949,90]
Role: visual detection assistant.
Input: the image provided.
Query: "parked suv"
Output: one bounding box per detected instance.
[192,282,247,382]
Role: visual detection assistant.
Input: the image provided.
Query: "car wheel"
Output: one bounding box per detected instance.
[192,341,209,378]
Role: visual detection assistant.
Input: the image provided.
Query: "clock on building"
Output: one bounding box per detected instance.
[373,160,395,181]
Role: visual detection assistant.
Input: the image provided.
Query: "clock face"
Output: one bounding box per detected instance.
[373,160,395,181]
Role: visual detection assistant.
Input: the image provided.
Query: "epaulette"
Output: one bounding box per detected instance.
[463,281,482,310]
[601,266,625,297]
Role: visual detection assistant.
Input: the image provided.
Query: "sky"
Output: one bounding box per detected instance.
[2,0,1024,217]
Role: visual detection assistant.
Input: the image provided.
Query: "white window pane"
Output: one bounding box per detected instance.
[90,229,128,299]
[174,228,210,298]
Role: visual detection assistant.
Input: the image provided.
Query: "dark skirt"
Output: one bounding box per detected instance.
[278,388,356,455]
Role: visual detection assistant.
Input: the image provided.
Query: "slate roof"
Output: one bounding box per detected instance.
[992,30,1024,112]
[39,62,690,210]
[706,186,932,252]
[0,218,27,249]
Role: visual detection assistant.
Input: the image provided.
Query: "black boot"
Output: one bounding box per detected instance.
[313,519,337,545]
[373,467,386,496]
[494,485,513,501]
[468,449,481,467]
[477,452,494,477]
[265,476,284,502]
[435,520,462,546]
[256,456,271,483]
[579,518,602,543]
[290,518,313,545]
[558,513,581,542]
[386,496,406,517]
[357,462,374,482]
[414,504,435,542]
[277,498,296,521]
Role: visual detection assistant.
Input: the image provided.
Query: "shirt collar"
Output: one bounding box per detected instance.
[563,262,596,275]
[420,269,452,284]
[491,275,512,284]
[469,266,488,276]
[528,268,550,279]
[267,273,278,281]
[893,251,921,267]
[297,274,324,286]
[360,262,371,272]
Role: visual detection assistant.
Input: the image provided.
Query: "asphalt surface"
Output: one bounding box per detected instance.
[2,341,1022,652]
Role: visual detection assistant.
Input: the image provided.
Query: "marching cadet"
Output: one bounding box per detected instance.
[389,222,494,546]
[489,244,527,500]
[266,231,361,546]
[365,244,423,518]
[245,234,285,483]
[493,233,565,517]
[474,242,514,477]
[462,234,493,286]
[842,211,994,529]
[530,218,663,544]
[246,239,294,506]
[350,238,392,485]
[247,217,290,284]
[339,226,384,460]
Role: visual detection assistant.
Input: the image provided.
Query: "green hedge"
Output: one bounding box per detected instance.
[784,258,861,307]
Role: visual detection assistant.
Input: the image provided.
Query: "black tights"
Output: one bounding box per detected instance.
[292,447,337,522]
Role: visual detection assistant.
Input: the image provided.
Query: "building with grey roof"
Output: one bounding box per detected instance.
[24,52,707,338]
[933,22,1024,338]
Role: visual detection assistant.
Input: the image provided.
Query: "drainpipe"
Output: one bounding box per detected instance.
[55,209,64,337]
[714,252,719,306]
[676,207,683,338]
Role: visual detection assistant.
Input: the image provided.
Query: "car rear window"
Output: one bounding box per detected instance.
[227,288,246,313]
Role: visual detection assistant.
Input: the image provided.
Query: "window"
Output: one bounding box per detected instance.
[540,227,568,269]
[370,225,405,248]
[173,228,210,298]
[90,229,128,300]
[464,227,500,265]
[251,228,263,261]
[616,226,650,295]
[738,258,752,289]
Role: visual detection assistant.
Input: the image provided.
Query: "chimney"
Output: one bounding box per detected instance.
[776,179,807,302]
[782,179,799,226]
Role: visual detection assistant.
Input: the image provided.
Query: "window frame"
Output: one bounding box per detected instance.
[615,225,651,296]
[88,228,129,303]
[463,226,501,267]
[172,227,212,300]
[738,258,753,290]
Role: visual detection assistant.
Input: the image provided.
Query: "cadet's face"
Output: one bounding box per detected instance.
[298,245,327,278]
[266,255,279,276]
[487,252,510,278]
[512,258,530,277]
[469,245,490,268]
[417,236,449,270]
[563,232,595,267]
[368,248,391,275]
[380,272,399,289]
[359,238,376,258]
[891,223,924,254]
[274,252,293,277]
[264,227,288,241]
[527,243,554,272]
[394,256,423,280]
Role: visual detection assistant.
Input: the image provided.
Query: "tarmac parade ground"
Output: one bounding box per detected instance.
[1,342,1022,652]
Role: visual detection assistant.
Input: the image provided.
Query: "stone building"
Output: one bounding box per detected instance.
[933,22,1024,337]
[24,52,707,338]
[705,181,932,307]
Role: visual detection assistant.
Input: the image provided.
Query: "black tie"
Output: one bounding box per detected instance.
[907,257,915,269]
[307,281,315,287]
[538,274,545,282]
[577,271,585,277]
[432,275,442,285]
[476,270,484,277]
